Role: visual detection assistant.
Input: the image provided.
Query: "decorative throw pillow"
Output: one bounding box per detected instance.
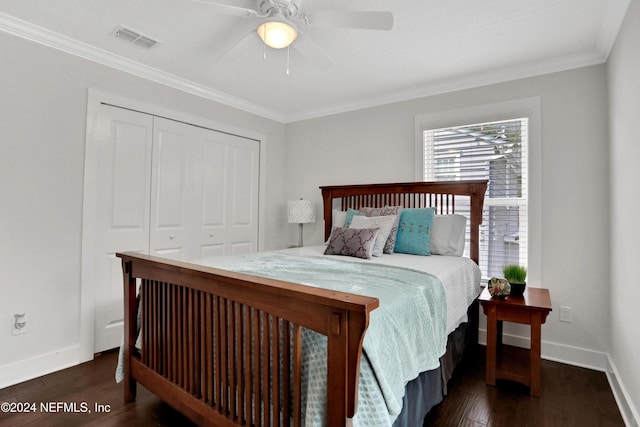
[324,227,380,260]
[349,215,397,257]
[343,208,360,228]
[324,209,349,244]
[394,208,435,256]
[332,209,347,228]
[430,214,467,256]
[359,206,403,253]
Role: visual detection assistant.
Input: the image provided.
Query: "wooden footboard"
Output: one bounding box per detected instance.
[118,252,379,427]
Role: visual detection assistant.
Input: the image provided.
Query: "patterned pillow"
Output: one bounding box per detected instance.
[359,206,403,253]
[349,215,397,257]
[394,208,435,256]
[324,227,380,260]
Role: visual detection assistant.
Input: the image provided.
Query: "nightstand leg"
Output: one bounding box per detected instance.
[485,306,497,386]
[530,313,542,397]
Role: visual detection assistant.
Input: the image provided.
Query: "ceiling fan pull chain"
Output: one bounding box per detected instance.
[263,23,267,60]
[286,45,291,76]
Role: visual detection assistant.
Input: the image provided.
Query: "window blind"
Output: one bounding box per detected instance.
[423,118,528,278]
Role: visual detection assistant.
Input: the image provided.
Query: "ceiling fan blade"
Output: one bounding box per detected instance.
[293,32,333,69]
[306,10,393,31]
[212,19,259,61]
[192,0,259,16]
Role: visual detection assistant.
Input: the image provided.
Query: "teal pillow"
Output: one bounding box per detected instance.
[394,208,435,256]
[343,208,360,228]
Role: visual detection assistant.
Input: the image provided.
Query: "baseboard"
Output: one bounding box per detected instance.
[0,345,82,389]
[606,356,640,427]
[478,328,608,371]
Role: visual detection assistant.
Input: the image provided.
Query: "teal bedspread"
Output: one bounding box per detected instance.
[196,252,447,426]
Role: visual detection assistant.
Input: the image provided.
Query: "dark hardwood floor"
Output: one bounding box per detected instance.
[0,346,624,427]
[424,346,625,427]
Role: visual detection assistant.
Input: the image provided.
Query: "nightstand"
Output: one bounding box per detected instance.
[479,287,552,397]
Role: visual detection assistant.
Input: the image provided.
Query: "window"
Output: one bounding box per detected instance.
[423,118,528,278]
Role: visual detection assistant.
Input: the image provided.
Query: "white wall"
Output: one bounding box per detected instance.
[286,65,612,370]
[608,0,640,424]
[0,31,287,386]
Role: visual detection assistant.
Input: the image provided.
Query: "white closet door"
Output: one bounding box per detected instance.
[149,117,195,261]
[193,128,260,258]
[226,136,260,255]
[85,105,260,353]
[90,105,153,353]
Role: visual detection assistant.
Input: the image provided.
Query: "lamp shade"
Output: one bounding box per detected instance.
[257,19,298,49]
[288,199,316,224]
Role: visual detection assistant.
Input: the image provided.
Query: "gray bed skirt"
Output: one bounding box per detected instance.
[392,298,477,427]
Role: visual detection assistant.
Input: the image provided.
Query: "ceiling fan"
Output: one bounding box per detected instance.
[194,0,394,69]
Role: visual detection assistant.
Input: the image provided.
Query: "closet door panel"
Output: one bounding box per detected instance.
[194,137,228,258]
[227,140,260,254]
[90,105,153,353]
[192,131,259,257]
[149,118,192,261]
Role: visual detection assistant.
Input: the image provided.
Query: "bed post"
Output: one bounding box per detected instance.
[122,259,137,402]
[469,181,487,265]
[321,187,333,241]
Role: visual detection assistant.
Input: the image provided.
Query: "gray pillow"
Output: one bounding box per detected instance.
[324,227,380,260]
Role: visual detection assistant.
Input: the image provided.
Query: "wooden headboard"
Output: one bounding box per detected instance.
[320,180,489,264]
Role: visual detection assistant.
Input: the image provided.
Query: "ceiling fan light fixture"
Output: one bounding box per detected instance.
[257,20,298,49]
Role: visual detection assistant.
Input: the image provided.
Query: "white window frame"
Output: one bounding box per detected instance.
[414,98,542,285]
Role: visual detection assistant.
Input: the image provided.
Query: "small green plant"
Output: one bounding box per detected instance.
[502,264,527,283]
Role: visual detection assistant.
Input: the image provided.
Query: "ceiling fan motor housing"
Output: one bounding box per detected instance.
[258,0,300,18]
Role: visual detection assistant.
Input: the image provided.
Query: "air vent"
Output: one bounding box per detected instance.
[112,25,159,49]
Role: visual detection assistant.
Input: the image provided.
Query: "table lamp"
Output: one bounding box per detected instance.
[288,199,316,247]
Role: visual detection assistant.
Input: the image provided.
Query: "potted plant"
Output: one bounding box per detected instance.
[502,264,527,296]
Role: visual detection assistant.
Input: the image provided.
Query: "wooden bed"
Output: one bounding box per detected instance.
[118,179,488,427]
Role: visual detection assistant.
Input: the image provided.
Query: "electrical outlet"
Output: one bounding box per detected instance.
[560,306,572,323]
[12,313,27,335]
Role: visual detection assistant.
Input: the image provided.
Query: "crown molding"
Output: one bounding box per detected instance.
[0,12,287,123]
[285,49,609,123]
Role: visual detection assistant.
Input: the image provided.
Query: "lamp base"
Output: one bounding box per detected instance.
[298,223,304,247]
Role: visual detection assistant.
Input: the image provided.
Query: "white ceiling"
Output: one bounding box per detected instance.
[0,0,631,123]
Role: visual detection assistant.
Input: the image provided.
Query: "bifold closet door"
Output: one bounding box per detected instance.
[89,105,153,353]
[86,110,259,353]
[193,125,260,258]
[148,117,194,260]
[149,117,260,260]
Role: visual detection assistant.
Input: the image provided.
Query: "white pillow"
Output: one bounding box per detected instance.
[332,209,347,228]
[349,215,396,257]
[323,210,349,245]
[430,214,467,256]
